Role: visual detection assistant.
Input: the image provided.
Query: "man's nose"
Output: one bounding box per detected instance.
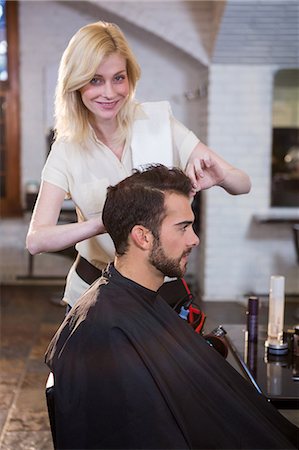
[189,229,200,247]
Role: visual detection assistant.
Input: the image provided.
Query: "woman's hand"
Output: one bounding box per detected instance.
[186,154,225,194]
[186,142,251,195]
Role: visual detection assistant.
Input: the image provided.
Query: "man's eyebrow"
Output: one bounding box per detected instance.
[174,220,193,227]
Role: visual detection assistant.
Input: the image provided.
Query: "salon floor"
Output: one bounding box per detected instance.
[0,283,298,450]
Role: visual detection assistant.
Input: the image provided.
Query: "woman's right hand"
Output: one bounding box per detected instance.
[26,181,105,255]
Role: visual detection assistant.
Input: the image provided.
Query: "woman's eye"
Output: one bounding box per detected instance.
[90,77,102,85]
[114,75,125,82]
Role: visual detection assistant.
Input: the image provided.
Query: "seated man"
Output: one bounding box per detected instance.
[45,165,297,450]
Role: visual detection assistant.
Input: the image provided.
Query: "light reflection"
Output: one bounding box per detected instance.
[0,39,7,54]
[0,69,7,80]
[0,0,7,81]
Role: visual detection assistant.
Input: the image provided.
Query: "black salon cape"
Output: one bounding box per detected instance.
[45,265,298,450]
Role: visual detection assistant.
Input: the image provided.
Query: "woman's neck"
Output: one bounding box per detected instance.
[91,118,125,160]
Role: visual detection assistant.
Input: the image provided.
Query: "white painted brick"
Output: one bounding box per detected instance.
[202,63,299,300]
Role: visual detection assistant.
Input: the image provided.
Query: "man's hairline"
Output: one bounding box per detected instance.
[130,189,191,237]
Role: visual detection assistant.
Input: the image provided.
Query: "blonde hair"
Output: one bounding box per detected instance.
[54,21,141,143]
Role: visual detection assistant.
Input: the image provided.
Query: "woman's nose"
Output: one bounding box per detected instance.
[102,82,114,99]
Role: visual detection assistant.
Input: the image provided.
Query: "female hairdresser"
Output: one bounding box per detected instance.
[26,21,251,309]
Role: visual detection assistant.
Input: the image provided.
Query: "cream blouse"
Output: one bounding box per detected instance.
[42,101,199,305]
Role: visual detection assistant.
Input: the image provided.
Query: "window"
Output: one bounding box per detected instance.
[0,0,21,216]
[271,69,299,207]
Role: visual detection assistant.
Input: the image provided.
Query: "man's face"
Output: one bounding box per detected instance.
[149,193,199,278]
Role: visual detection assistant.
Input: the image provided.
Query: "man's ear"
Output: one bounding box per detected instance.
[130,225,152,250]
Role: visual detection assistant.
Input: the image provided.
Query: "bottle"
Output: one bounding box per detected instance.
[204,325,228,358]
[265,275,288,355]
[244,297,259,376]
[293,325,299,357]
[179,305,189,321]
[246,296,259,342]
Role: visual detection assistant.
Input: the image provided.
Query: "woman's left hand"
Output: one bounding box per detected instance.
[186,142,251,195]
[186,153,225,194]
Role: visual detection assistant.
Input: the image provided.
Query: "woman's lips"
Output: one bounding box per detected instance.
[96,100,118,110]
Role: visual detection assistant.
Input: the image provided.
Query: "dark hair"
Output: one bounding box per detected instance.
[102,164,192,255]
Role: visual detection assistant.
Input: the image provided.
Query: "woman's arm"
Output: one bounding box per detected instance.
[186,142,251,195]
[26,181,105,255]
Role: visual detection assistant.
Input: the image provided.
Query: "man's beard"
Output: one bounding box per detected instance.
[149,236,190,278]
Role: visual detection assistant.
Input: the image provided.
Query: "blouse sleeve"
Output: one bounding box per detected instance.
[170,115,200,170]
[41,140,70,197]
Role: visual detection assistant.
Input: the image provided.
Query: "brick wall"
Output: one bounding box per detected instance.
[203,0,299,299]
[213,0,299,65]
[204,65,298,300]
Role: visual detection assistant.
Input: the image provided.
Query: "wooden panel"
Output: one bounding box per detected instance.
[0,0,21,217]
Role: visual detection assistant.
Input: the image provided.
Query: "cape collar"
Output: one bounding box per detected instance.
[103,262,158,301]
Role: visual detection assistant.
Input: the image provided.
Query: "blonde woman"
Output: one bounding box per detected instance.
[26,21,251,309]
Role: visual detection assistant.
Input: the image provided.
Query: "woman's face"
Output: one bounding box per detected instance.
[79,52,129,123]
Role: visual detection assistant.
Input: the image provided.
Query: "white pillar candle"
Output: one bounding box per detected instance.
[267,275,285,345]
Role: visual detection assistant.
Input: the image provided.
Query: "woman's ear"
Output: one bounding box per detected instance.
[130,225,152,250]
